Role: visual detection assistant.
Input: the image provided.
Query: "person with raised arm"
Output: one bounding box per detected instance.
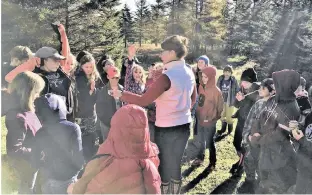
[111,35,197,194]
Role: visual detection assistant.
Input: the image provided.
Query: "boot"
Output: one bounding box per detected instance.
[230,160,239,174]
[233,164,244,177]
[170,179,182,194]
[227,124,233,135]
[216,122,227,136]
[161,182,170,194]
[231,153,245,176]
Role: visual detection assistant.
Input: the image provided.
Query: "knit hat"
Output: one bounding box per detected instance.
[223,65,233,73]
[241,68,257,83]
[300,77,306,88]
[261,78,274,92]
[197,55,209,65]
[107,66,120,79]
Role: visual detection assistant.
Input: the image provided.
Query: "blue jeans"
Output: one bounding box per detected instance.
[197,122,216,164]
[41,176,77,194]
[155,123,190,182]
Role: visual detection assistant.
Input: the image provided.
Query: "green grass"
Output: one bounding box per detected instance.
[1,117,18,194]
[1,64,253,194]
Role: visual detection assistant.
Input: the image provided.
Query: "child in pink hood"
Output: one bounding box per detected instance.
[69,104,161,194]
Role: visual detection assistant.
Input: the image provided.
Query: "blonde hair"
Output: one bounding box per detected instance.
[69,53,77,70]
[80,55,100,82]
[9,71,45,112]
[10,46,33,62]
[132,65,146,84]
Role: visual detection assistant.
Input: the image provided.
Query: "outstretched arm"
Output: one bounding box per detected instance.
[58,24,70,70]
[5,57,40,83]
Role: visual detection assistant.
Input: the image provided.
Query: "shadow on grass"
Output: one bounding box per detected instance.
[181,166,213,193]
[182,165,198,178]
[210,175,242,194]
[214,134,229,143]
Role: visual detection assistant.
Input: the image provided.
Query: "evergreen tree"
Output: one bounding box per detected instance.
[148,0,168,46]
[134,0,151,46]
[120,4,135,48]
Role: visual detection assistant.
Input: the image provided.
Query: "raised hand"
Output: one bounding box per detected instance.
[90,80,95,94]
[58,24,66,34]
[128,45,136,60]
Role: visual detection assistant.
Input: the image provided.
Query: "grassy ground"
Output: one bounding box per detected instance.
[1,64,253,194]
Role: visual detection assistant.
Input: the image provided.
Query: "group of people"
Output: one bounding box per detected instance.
[2,22,312,195]
[191,58,312,194]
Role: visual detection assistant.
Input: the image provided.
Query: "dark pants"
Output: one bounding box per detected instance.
[233,119,245,155]
[82,132,98,162]
[197,122,216,164]
[95,120,103,144]
[244,143,260,181]
[80,116,98,162]
[148,122,155,142]
[155,123,190,183]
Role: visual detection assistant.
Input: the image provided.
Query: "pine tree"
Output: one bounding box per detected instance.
[66,0,123,57]
[120,4,135,48]
[134,0,151,46]
[148,0,167,46]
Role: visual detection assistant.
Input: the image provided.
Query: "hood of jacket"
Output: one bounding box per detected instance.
[272,70,300,102]
[35,93,67,124]
[98,104,157,159]
[201,65,217,88]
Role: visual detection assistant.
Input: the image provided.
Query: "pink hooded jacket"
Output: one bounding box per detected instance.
[74,104,161,194]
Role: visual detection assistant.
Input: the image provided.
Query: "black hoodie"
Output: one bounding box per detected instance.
[34,67,75,121]
[75,70,103,118]
[251,70,300,170]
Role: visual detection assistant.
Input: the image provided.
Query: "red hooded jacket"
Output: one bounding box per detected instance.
[73,104,161,194]
[196,66,224,127]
